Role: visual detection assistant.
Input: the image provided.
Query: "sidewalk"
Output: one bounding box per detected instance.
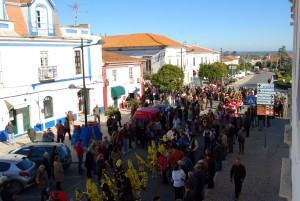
[205,118,289,201]
[0,109,132,156]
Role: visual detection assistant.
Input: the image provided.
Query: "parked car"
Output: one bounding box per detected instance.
[237,71,246,79]
[255,70,261,74]
[10,142,72,169]
[0,153,37,194]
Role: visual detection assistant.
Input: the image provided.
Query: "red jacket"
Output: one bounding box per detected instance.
[75,142,84,156]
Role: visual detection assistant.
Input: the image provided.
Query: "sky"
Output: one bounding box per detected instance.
[54,0,294,52]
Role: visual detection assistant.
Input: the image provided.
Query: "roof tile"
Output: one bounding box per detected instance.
[6,0,32,3]
[103,51,145,64]
[102,33,183,48]
[186,45,218,54]
[6,5,28,35]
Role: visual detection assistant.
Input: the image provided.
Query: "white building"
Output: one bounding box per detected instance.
[102,51,145,110]
[185,45,221,83]
[0,0,104,140]
[102,33,192,83]
[279,1,297,200]
[223,55,239,65]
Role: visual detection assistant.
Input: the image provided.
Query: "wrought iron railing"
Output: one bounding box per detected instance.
[38,66,57,81]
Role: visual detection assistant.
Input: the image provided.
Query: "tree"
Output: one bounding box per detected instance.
[150,64,184,92]
[198,62,228,82]
[278,45,289,68]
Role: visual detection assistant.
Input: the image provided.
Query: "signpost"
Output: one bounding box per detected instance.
[256,83,275,148]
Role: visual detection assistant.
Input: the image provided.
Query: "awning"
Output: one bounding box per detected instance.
[4,96,29,110]
[111,86,125,97]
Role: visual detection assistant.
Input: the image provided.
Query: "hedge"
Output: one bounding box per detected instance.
[276,72,283,78]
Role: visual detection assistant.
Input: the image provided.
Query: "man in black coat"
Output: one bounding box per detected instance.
[230,158,246,200]
[183,183,195,201]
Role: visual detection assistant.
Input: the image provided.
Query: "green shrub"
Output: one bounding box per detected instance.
[276,72,283,78]
[104,105,117,116]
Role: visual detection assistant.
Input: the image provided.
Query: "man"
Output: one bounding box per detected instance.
[106,116,114,136]
[75,139,85,174]
[56,120,64,143]
[183,183,195,201]
[230,158,246,201]
[5,121,14,145]
[227,123,235,153]
[115,108,122,128]
[42,128,55,142]
[67,111,75,134]
[93,104,100,122]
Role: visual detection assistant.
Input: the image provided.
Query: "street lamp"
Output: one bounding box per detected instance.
[73,38,105,126]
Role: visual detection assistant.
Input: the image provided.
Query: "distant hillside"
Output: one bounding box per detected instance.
[237,51,293,55]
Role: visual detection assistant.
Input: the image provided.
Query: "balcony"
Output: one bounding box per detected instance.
[38,66,57,82]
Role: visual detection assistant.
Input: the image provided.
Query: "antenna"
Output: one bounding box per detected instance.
[68,0,80,26]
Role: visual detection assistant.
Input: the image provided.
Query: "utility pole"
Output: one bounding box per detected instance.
[180,48,183,70]
[220,48,223,64]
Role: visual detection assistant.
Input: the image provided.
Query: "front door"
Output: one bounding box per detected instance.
[22,106,30,131]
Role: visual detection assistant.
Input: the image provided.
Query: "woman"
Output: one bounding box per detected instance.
[172,163,186,200]
[42,152,52,184]
[5,121,14,145]
[97,153,107,186]
[157,152,168,185]
[53,155,64,190]
[111,146,122,168]
[36,165,50,201]
[237,127,246,154]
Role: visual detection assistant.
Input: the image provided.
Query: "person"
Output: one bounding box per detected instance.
[42,128,55,142]
[237,127,246,154]
[157,152,168,185]
[193,161,207,201]
[5,121,14,145]
[243,112,251,137]
[206,153,215,189]
[153,195,161,201]
[93,104,100,122]
[36,165,50,201]
[119,175,134,201]
[85,145,94,178]
[115,108,122,128]
[172,163,186,200]
[0,176,16,201]
[230,158,246,201]
[101,182,114,201]
[227,123,235,153]
[96,153,107,186]
[213,139,224,172]
[53,155,64,190]
[67,111,75,134]
[75,139,85,174]
[188,134,198,165]
[107,116,114,136]
[183,183,195,201]
[42,152,52,184]
[63,116,71,141]
[55,120,65,143]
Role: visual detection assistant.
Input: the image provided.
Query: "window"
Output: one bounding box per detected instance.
[75,50,81,74]
[0,162,10,171]
[205,57,207,63]
[36,6,47,36]
[193,57,195,66]
[16,158,33,171]
[168,59,171,64]
[129,67,133,78]
[177,58,179,66]
[112,70,117,81]
[43,96,53,119]
[40,52,48,67]
[14,148,30,156]
[201,57,203,64]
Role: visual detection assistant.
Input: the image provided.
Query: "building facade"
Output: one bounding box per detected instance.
[0,0,104,140]
[102,51,145,110]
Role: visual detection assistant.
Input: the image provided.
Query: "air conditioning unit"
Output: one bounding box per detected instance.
[137,78,141,83]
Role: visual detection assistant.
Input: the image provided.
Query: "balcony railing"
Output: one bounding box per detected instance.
[38,66,57,82]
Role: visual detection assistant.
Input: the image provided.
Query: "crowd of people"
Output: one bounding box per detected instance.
[2,79,289,201]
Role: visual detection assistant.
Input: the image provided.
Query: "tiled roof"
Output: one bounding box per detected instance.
[102,33,183,48]
[103,51,145,64]
[186,45,218,54]
[223,55,238,62]
[6,0,32,3]
[6,5,28,35]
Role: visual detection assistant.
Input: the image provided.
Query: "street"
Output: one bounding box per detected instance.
[4,72,289,201]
